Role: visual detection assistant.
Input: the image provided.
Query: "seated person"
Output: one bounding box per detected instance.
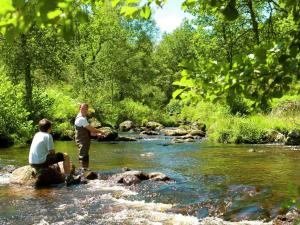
[29,119,73,183]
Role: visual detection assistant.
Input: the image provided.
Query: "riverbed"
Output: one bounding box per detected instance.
[0,135,299,224]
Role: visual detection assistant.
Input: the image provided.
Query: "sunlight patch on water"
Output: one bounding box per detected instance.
[102,209,200,225]
[86,179,138,196]
[200,217,272,225]
[95,191,200,224]
[141,152,155,157]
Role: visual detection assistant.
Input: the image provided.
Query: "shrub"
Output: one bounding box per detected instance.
[232,117,266,144]
[227,95,252,115]
[178,101,230,127]
[118,98,151,126]
[166,99,183,115]
[0,69,33,145]
[45,86,78,121]
[31,88,55,123]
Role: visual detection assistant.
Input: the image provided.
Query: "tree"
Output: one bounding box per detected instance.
[0,26,70,118]
[173,0,300,110]
[152,21,195,100]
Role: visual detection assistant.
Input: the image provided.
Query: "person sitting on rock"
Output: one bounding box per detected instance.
[29,118,76,184]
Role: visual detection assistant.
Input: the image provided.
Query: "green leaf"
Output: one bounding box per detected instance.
[58,2,68,8]
[182,0,196,10]
[47,9,62,20]
[125,0,140,4]
[154,0,166,7]
[76,10,89,23]
[112,0,121,7]
[12,0,25,8]
[0,0,15,14]
[181,69,189,77]
[172,88,185,99]
[140,5,151,19]
[120,6,138,18]
[173,77,194,87]
[255,47,266,63]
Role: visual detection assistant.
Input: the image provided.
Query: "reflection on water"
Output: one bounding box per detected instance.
[0,137,300,224]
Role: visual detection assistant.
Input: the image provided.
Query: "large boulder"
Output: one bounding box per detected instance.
[109,170,173,186]
[191,122,206,132]
[0,165,17,173]
[163,128,189,136]
[97,127,118,141]
[52,130,74,141]
[273,209,300,225]
[145,121,164,131]
[10,165,65,187]
[110,170,148,185]
[189,129,206,137]
[285,129,300,145]
[263,130,286,143]
[119,121,135,132]
[89,117,102,128]
[115,136,137,141]
[148,172,173,181]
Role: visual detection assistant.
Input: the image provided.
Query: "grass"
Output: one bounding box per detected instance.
[174,97,300,144]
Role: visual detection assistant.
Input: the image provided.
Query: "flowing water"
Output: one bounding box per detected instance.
[0,135,300,225]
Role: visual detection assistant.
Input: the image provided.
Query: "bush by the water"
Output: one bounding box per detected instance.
[0,70,33,146]
[171,98,300,144]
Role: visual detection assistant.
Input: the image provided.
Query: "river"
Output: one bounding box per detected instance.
[0,135,299,224]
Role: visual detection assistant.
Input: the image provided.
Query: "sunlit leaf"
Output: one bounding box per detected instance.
[181,0,196,10]
[140,5,151,19]
[181,69,189,77]
[47,10,62,20]
[0,0,15,14]
[172,88,185,99]
[125,0,140,4]
[112,0,121,7]
[173,77,194,87]
[120,6,138,18]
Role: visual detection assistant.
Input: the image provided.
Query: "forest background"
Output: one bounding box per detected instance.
[0,0,299,147]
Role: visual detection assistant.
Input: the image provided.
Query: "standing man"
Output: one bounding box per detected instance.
[74,103,104,169]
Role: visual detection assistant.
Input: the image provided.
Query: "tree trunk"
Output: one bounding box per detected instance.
[20,34,33,115]
[221,23,233,69]
[246,0,260,45]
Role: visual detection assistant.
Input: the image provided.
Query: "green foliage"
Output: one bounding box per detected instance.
[0,0,90,39]
[226,95,252,115]
[0,0,299,148]
[166,99,183,115]
[209,114,298,144]
[178,101,229,128]
[271,95,300,128]
[31,88,55,122]
[0,68,33,144]
[45,86,78,121]
[51,121,74,140]
[152,22,195,100]
[173,0,300,111]
[95,98,176,127]
[117,98,152,126]
[209,116,267,144]
[139,85,167,109]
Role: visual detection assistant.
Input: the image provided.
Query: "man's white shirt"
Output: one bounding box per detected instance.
[29,132,54,164]
[75,113,89,127]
